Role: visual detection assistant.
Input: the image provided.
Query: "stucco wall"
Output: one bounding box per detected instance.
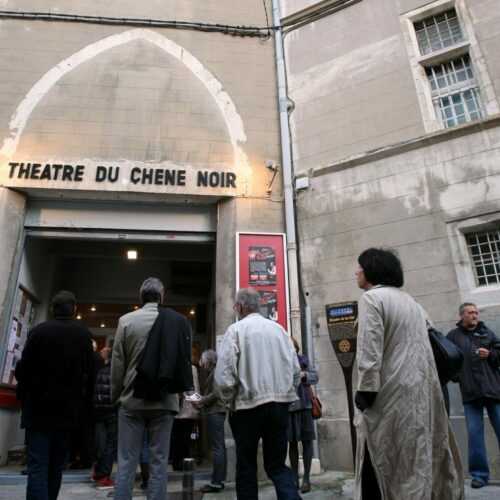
[0,0,281,193]
[296,121,500,471]
[283,0,500,171]
[0,0,286,464]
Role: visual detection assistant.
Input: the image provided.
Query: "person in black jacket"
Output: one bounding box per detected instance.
[92,349,117,490]
[447,302,500,489]
[15,290,94,500]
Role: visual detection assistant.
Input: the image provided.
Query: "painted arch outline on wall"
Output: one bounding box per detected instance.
[0,28,248,166]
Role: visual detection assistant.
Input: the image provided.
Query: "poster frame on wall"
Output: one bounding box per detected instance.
[0,285,38,401]
[236,232,290,333]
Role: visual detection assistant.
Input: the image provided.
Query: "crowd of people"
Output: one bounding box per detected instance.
[13,248,500,500]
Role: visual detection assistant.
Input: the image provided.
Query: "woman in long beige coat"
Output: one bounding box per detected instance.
[354,248,464,500]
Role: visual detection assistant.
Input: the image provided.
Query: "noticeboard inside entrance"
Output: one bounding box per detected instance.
[236,233,289,332]
[1,287,37,388]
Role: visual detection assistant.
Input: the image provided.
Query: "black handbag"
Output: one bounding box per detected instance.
[428,327,463,384]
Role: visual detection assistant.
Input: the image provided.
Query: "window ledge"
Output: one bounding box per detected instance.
[417,41,470,67]
[469,284,500,296]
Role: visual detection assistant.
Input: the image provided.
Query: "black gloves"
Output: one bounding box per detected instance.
[355,391,378,412]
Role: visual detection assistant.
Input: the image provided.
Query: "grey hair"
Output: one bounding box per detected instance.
[139,277,164,304]
[200,349,218,368]
[235,287,261,314]
[459,302,477,315]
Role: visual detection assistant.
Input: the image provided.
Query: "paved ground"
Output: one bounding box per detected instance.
[1,470,499,499]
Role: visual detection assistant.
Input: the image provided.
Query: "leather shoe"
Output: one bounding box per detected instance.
[300,482,311,493]
[200,484,224,493]
[471,478,485,489]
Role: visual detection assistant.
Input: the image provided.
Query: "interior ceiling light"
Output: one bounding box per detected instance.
[190,309,195,315]
[90,306,96,312]
[76,314,82,320]
[100,323,106,328]
[133,305,139,310]
[127,250,138,260]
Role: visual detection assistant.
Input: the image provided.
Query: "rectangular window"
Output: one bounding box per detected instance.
[466,229,500,286]
[411,6,484,129]
[414,9,463,56]
[404,1,497,133]
[426,55,483,127]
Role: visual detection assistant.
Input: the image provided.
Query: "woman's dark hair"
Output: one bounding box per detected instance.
[358,248,404,288]
[51,290,77,317]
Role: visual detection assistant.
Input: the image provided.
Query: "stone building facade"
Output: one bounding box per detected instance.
[0,0,284,464]
[283,0,500,474]
[0,0,499,479]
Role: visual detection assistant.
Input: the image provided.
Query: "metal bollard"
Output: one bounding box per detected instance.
[182,457,195,500]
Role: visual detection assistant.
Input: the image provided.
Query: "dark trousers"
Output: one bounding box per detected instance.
[361,444,381,500]
[207,412,227,486]
[95,414,118,479]
[229,402,301,500]
[26,428,71,500]
[170,419,194,471]
[69,420,94,467]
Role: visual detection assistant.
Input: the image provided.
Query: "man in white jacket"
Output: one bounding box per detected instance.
[215,287,302,500]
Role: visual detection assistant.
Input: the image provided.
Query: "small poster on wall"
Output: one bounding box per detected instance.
[259,290,278,321]
[1,287,36,387]
[237,233,289,332]
[248,246,277,286]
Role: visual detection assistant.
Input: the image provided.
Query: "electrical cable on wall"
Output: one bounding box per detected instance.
[0,1,359,38]
[0,10,273,39]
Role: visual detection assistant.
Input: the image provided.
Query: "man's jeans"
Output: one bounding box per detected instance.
[26,428,71,500]
[464,398,500,484]
[229,402,301,500]
[207,412,227,486]
[114,407,174,500]
[95,414,118,479]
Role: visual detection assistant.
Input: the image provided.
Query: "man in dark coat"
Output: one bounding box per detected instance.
[15,290,94,500]
[447,302,500,489]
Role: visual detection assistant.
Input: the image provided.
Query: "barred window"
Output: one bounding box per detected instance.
[466,229,500,286]
[414,8,463,56]
[426,55,483,128]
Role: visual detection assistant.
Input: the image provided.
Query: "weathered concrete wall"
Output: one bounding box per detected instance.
[283,1,500,471]
[283,0,500,171]
[0,0,281,193]
[296,121,500,471]
[0,0,285,325]
[0,188,26,347]
[284,0,425,171]
[0,0,286,465]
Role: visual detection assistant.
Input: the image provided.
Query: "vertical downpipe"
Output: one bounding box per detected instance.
[272,0,301,341]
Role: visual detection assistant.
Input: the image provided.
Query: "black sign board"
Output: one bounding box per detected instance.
[325,301,358,466]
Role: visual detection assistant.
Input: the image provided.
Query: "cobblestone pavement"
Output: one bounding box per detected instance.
[1,470,499,499]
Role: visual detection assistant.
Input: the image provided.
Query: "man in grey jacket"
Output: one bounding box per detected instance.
[215,287,302,500]
[111,277,181,500]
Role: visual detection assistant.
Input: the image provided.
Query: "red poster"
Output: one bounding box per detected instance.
[237,233,289,332]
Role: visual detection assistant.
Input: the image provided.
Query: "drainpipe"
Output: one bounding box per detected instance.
[272,0,301,342]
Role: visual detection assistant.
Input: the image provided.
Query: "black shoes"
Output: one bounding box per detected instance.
[471,478,486,489]
[200,484,224,493]
[300,482,311,493]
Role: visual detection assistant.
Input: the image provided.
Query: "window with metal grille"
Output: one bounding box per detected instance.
[426,55,483,127]
[414,8,463,56]
[466,229,500,286]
